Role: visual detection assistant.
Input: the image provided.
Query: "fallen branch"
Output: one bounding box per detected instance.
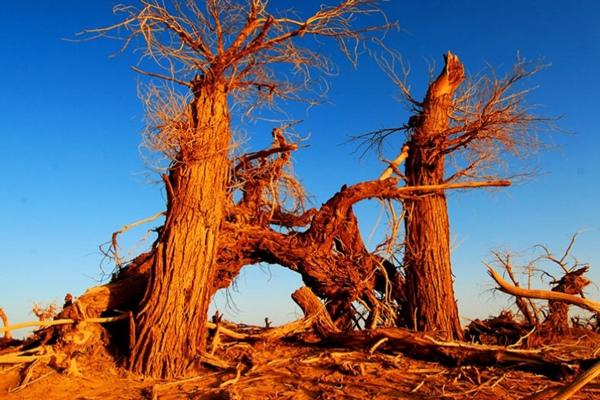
[0,314,129,335]
[0,348,52,364]
[487,266,600,314]
[206,315,317,343]
[9,370,56,393]
[8,359,39,392]
[0,356,42,364]
[553,359,600,400]
[290,286,583,379]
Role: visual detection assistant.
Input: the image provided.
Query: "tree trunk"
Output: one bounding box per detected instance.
[128,81,231,378]
[542,267,592,335]
[402,53,464,340]
[403,147,462,339]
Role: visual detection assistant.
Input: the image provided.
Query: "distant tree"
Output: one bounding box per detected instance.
[91,0,386,378]
[367,51,544,339]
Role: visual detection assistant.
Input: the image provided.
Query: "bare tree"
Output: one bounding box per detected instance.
[363,52,545,340]
[89,0,387,378]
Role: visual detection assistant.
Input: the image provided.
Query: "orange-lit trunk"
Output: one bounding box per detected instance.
[403,141,463,340]
[128,81,230,378]
[402,53,464,340]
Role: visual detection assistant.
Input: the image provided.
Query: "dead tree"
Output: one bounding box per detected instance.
[487,251,541,326]
[487,235,599,336]
[88,0,387,378]
[362,51,544,339]
[544,267,592,333]
[64,131,507,345]
[401,53,466,339]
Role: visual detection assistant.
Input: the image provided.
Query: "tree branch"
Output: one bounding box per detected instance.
[487,266,600,314]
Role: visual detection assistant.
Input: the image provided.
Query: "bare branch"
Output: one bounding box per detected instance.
[131,66,192,87]
[111,211,166,267]
[487,266,600,314]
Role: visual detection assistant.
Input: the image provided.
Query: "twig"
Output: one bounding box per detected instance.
[369,337,389,354]
[219,363,243,388]
[508,327,536,349]
[410,380,426,393]
[423,335,542,354]
[378,144,409,180]
[0,346,53,364]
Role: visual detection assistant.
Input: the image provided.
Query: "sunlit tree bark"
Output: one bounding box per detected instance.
[364,51,543,340]
[92,0,387,378]
[402,53,465,339]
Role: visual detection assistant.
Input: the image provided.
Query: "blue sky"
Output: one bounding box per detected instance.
[1,1,599,334]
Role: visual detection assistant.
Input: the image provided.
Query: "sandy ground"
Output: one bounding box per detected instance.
[2,338,599,400]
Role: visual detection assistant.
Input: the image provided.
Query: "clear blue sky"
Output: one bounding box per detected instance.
[1,1,599,334]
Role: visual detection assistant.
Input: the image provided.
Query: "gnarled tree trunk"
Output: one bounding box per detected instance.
[402,53,464,340]
[128,81,231,378]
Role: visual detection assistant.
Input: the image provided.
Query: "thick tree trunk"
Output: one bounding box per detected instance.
[404,147,462,339]
[402,53,464,340]
[128,82,231,378]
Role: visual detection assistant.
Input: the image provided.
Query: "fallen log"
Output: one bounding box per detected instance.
[291,286,593,379]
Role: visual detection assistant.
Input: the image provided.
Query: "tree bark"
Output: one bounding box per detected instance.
[128,80,231,378]
[402,53,464,340]
[543,267,591,334]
